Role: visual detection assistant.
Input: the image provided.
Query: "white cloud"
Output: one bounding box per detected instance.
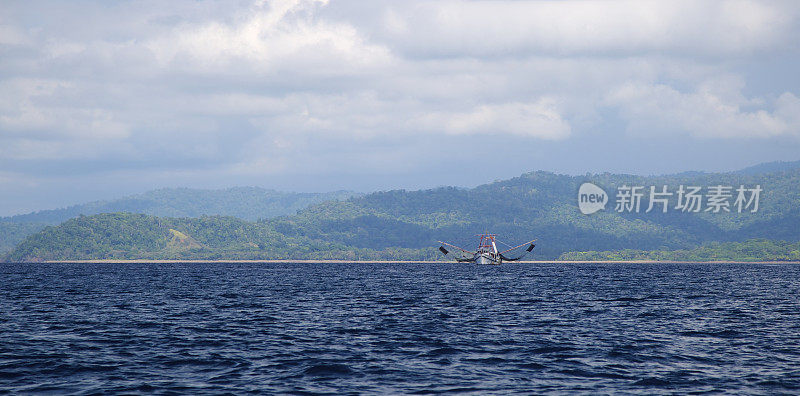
[0,24,31,46]
[0,0,799,211]
[775,92,800,128]
[606,77,800,138]
[378,0,796,58]
[0,79,129,141]
[417,100,571,139]
[146,0,392,75]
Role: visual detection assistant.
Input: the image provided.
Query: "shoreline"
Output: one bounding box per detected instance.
[6,259,799,264]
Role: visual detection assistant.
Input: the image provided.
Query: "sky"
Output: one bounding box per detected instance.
[1,0,800,216]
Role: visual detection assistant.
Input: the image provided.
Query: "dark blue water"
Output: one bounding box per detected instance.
[1,263,800,394]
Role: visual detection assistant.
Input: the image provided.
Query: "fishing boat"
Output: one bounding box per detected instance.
[438,233,535,265]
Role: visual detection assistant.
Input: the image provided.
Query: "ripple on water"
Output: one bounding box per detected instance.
[1,262,799,394]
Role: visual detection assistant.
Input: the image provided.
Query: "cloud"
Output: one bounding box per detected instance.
[146,0,392,75]
[0,24,32,46]
[0,79,129,159]
[606,76,800,138]
[417,99,571,139]
[375,0,797,58]
[0,0,799,214]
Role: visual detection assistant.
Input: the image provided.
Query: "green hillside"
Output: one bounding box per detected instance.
[5,213,438,262]
[0,188,356,254]
[0,222,48,253]
[266,167,800,259]
[4,163,800,262]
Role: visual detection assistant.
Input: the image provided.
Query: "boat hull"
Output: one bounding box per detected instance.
[475,253,501,265]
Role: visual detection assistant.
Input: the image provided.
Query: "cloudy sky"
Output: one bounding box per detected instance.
[1,0,799,215]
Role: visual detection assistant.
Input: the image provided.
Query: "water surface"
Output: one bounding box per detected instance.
[1,262,799,394]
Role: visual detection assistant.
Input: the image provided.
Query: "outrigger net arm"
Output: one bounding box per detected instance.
[438,241,475,262]
[497,239,536,262]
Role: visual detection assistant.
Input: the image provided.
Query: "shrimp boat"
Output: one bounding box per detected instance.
[437,234,536,265]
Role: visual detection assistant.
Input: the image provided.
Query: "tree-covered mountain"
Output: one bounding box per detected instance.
[264,165,800,259]
[4,213,436,262]
[0,222,49,254]
[0,188,356,254]
[5,161,800,262]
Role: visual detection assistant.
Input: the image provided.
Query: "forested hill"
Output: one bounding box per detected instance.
[0,188,355,253]
[4,213,431,262]
[5,161,800,261]
[266,164,800,259]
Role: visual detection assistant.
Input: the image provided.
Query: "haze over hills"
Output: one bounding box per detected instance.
[2,187,357,224]
[733,160,800,176]
[4,161,800,262]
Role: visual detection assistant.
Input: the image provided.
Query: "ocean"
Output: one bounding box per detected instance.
[1,262,799,394]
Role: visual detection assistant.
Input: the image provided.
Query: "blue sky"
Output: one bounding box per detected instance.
[1,0,800,216]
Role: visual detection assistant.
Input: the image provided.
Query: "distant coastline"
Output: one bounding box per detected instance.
[4,165,800,264]
[15,259,800,264]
